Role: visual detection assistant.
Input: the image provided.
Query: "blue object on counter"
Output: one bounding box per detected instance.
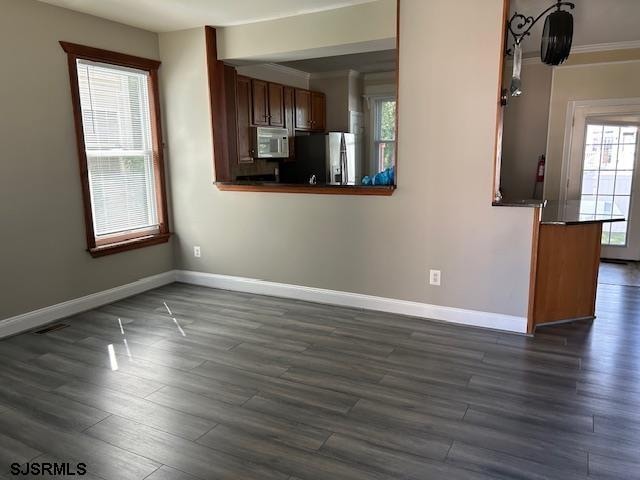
[362,167,394,186]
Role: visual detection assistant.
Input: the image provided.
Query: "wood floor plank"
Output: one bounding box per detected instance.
[0,378,110,432]
[191,361,359,414]
[86,415,288,480]
[0,410,159,480]
[244,396,452,461]
[146,386,332,450]
[30,353,164,398]
[446,442,589,480]
[0,278,638,480]
[54,381,215,441]
[144,466,201,480]
[197,424,393,480]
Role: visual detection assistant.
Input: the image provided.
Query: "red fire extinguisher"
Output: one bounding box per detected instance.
[536,155,546,182]
[533,154,545,199]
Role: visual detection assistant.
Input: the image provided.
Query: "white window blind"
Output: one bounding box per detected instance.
[76,59,158,238]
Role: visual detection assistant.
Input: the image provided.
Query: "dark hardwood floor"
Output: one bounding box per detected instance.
[1,279,639,479]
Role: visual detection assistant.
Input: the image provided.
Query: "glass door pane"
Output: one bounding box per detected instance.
[580,123,638,246]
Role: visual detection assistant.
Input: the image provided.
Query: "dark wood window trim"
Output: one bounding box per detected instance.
[60,41,171,258]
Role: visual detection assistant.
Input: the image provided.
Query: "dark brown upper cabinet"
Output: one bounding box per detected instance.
[295,88,312,130]
[268,83,284,127]
[295,89,325,131]
[252,79,285,127]
[310,91,326,131]
[283,86,296,161]
[236,75,254,163]
[251,79,269,126]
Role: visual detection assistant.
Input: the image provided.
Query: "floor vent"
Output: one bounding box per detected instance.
[33,323,69,335]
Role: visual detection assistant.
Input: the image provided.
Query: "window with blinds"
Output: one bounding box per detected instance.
[76,59,158,238]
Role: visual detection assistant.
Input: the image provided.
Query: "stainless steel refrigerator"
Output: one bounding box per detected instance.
[285,132,356,185]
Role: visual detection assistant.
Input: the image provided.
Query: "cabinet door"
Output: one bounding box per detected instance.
[268,83,284,127]
[295,89,312,130]
[283,86,295,161]
[236,76,254,163]
[252,79,269,126]
[310,91,326,131]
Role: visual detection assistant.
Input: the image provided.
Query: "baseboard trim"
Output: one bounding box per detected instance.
[0,271,176,339]
[175,270,527,333]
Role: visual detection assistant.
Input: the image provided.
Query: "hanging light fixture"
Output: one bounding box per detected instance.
[507,0,575,97]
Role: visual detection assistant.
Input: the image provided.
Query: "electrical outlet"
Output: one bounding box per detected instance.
[193,246,201,258]
[429,269,441,286]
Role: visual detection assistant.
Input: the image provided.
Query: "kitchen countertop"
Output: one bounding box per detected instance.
[492,199,545,208]
[540,200,626,225]
[215,181,396,196]
[217,181,394,188]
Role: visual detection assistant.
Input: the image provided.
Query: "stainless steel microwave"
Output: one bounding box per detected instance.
[252,127,289,159]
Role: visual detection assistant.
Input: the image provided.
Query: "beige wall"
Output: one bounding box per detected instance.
[310,72,352,132]
[0,0,173,319]
[217,0,397,62]
[501,62,553,200]
[159,0,535,320]
[546,59,640,200]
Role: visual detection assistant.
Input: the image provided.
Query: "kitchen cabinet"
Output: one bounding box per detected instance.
[251,79,269,126]
[295,88,312,130]
[268,83,284,127]
[283,86,295,160]
[236,75,254,163]
[252,79,285,127]
[295,89,325,131]
[310,91,326,131]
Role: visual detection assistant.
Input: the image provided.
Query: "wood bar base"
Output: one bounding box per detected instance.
[528,222,603,333]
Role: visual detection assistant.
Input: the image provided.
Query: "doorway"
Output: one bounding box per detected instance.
[562,100,640,260]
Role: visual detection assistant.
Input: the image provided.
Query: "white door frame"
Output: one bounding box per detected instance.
[559,98,640,260]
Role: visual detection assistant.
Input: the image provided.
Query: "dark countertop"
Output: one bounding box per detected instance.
[493,199,545,208]
[540,200,626,225]
[216,181,395,189]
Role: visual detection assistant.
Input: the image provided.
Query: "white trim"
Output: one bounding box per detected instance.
[571,40,640,54]
[309,69,359,80]
[0,271,176,339]
[175,270,528,333]
[559,97,640,205]
[260,63,311,82]
[1,269,528,339]
[556,58,640,70]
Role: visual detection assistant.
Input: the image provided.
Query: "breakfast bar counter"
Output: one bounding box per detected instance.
[527,201,625,333]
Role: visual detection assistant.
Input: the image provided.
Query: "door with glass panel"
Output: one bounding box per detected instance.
[580,122,640,259]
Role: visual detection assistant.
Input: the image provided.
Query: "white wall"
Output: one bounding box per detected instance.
[159,0,535,323]
[0,0,173,320]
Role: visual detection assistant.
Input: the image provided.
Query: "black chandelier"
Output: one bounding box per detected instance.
[508,0,575,65]
[506,0,575,98]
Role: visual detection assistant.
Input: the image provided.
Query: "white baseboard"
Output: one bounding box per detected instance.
[175,270,527,333]
[1,269,527,339]
[0,271,176,339]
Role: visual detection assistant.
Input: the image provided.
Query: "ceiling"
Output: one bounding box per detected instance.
[279,49,397,74]
[510,0,640,53]
[37,0,379,32]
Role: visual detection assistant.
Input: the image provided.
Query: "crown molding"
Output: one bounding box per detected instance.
[309,69,361,80]
[571,40,640,54]
[255,63,311,81]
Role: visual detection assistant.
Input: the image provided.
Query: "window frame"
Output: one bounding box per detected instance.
[370,95,397,172]
[60,42,170,257]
